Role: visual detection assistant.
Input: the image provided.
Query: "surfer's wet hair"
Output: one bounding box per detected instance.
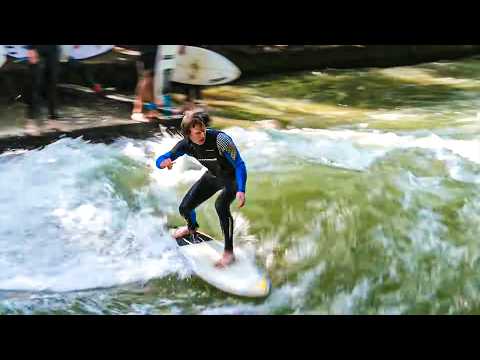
[181,112,210,137]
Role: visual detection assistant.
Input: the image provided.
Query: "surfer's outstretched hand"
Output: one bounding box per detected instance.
[160,158,174,170]
[236,192,246,208]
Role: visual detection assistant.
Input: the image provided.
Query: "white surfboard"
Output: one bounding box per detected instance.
[5,45,72,61]
[4,45,113,61]
[154,45,179,99]
[67,45,114,60]
[0,45,6,68]
[60,45,74,62]
[3,45,28,59]
[172,46,241,86]
[175,231,271,298]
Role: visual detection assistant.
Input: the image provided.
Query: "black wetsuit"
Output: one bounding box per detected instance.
[26,45,60,119]
[156,129,247,252]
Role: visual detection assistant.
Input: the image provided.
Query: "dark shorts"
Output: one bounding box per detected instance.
[139,51,157,73]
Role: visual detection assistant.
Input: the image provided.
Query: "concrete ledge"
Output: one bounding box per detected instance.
[0,116,183,153]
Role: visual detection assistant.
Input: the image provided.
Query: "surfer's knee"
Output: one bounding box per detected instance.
[179,203,190,217]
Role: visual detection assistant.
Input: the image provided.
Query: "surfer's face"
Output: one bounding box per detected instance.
[189,124,206,145]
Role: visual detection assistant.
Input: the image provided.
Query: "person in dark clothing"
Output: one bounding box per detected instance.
[26,45,60,120]
[156,111,247,268]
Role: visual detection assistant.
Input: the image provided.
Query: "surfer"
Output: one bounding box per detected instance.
[155,111,247,268]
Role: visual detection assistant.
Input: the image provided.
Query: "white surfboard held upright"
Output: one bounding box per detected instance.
[173,46,241,86]
[154,45,179,99]
[0,45,6,68]
[154,45,241,88]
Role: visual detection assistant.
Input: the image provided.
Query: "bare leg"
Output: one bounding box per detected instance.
[132,77,144,114]
[144,74,160,119]
[131,74,152,122]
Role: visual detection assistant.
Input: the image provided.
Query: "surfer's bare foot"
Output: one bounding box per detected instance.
[173,226,194,239]
[214,251,235,268]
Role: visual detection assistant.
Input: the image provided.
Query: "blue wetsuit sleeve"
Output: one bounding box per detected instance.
[155,140,187,169]
[216,133,247,193]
